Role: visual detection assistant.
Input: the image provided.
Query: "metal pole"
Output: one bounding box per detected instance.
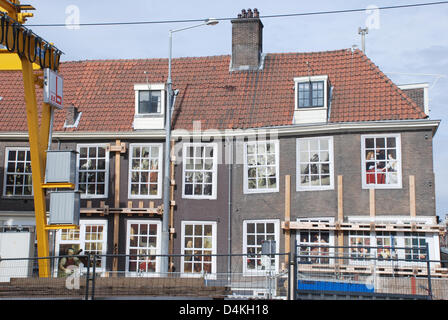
[84,252,90,300]
[91,254,97,300]
[161,29,173,275]
[161,20,218,274]
[426,243,433,300]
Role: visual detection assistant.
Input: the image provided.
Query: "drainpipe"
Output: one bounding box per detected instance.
[227,136,233,279]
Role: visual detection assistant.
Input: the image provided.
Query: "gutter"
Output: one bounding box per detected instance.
[0,119,440,140]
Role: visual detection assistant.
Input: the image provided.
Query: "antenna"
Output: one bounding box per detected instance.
[358,27,368,53]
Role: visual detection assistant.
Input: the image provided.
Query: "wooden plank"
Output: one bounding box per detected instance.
[370,188,376,218]
[337,175,343,222]
[284,175,291,265]
[410,175,416,217]
[114,139,121,208]
[337,175,344,259]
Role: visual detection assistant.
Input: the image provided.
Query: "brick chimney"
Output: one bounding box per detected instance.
[231,8,264,71]
[64,104,81,128]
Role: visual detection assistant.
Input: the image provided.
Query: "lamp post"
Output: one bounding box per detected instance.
[161,18,219,274]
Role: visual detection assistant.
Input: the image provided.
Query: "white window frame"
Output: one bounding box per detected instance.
[361,133,402,189]
[125,219,162,277]
[54,219,108,276]
[76,144,110,199]
[134,83,166,116]
[3,147,33,197]
[180,221,217,278]
[296,217,335,265]
[128,143,163,199]
[296,136,334,191]
[242,219,280,276]
[243,140,280,194]
[182,143,218,200]
[294,75,328,110]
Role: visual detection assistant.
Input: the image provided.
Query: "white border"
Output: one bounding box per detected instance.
[2,147,33,197]
[128,143,163,199]
[360,133,402,189]
[125,219,162,277]
[294,75,328,110]
[296,136,335,191]
[134,83,166,116]
[182,143,218,200]
[54,219,108,276]
[242,219,280,276]
[180,220,217,278]
[76,144,110,199]
[243,140,280,194]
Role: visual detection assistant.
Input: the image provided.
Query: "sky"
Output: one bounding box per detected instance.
[21,0,448,219]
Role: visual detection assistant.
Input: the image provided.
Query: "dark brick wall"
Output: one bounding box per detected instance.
[402,88,425,114]
[231,18,263,70]
[230,129,436,254]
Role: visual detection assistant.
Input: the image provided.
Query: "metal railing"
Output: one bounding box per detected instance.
[293,244,448,300]
[1,248,448,300]
[0,253,291,300]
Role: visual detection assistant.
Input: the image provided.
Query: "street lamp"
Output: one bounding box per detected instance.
[161,18,219,273]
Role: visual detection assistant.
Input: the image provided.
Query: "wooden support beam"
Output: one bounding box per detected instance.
[370,188,376,218]
[284,175,291,266]
[410,175,416,217]
[337,175,344,259]
[111,139,125,275]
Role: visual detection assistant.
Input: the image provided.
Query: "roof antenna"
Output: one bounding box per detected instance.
[358,27,368,53]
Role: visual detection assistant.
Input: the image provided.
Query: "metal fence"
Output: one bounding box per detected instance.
[293,243,448,300]
[0,253,291,300]
[1,248,448,300]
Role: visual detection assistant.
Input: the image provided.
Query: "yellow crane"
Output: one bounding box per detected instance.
[0,0,77,277]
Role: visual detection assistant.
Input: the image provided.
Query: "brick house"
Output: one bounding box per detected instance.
[0,9,442,280]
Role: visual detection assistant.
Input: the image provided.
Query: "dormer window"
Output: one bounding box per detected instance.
[297,81,325,108]
[293,75,329,124]
[133,83,166,130]
[138,90,161,114]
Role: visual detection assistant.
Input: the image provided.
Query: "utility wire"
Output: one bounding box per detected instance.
[25,1,448,27]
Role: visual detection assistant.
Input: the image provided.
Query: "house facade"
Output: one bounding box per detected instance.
[0,9,442,279]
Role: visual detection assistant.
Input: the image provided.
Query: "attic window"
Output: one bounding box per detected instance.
[138,90,161,114]
[294,75,328,110]
[133,83,166,130]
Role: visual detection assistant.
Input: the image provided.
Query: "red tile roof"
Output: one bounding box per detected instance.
[0,49,426,133]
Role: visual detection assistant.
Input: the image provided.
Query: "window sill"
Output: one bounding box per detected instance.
[134,113,164,118]
[182,195,217,200]
[296,186,334,192]
[128,195,162,200]
[2,195,34,200]
[362,184,403,190]
[243,188,279,194]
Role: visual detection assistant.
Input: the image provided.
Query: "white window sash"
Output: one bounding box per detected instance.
[125,219,162,277]
[242,219,280,276]
[182,143,218,200]
[243,140,280,194]
[296,136,334,191]
[128,143,163,199]
[76,144,110,199]
[54,220,108,276]
[3,147,33,197]
[180,221,217,277]
[361,133,402,189]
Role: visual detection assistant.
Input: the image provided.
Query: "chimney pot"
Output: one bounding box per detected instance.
[254,8,259,18]
[247,9,253,18]
[241,9,246,18]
